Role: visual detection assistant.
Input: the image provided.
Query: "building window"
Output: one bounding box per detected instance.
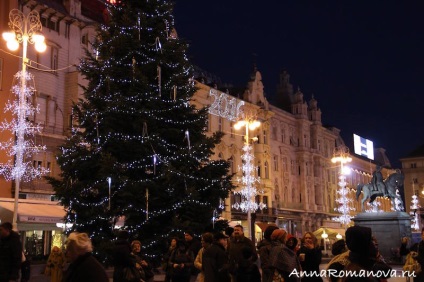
[51,47,59,71]
[218,152,223,159]
[272,126,277,140]
[263,196,269,212]
[81,33,89,46]
[264,161,269,179]
[263,130,267,144]
[65,22,71,38]
[41,17,60,32]
[33,95,47,125]
[411,163,417,168]
[273,155,278,171]
[257,161,261,177]
[218,117,223,132]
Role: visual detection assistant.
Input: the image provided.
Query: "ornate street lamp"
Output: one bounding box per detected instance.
[331,146,354,228]
[1,9,46,230]
[232,117,265,240]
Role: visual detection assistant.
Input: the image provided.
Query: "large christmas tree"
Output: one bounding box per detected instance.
[49,0,233,262]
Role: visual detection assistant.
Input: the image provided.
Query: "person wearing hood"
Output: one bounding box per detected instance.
[0,222,22,282]
[333,225,391,282]
[257,225,279,282]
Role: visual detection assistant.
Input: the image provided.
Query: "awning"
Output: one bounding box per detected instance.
[0,198,66,225]
[255,222,277,232]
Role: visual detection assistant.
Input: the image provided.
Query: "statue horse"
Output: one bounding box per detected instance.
[356,170,404,211]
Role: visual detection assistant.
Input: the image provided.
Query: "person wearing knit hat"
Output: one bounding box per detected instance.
[257,225,279,282]
[269,228,301,282]
[286,234,299,252]
[271,229,287,242]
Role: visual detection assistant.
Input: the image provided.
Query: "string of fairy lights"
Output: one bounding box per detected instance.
[32,0,234,262]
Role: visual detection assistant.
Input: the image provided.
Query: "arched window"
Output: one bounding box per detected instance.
[218,152,223,159]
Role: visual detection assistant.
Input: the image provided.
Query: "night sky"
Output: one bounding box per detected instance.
[173,1,424,168]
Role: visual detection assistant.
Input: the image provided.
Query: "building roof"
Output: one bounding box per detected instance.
[404,143,424,158]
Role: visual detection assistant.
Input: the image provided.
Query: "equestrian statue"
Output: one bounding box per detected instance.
[356,167,405,211]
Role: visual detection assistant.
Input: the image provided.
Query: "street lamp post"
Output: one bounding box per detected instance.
[331,146,353,229]
[2,9,46,231]
[232,118,265,241]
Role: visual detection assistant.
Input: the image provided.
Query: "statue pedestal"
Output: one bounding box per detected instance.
[353,212,411,261]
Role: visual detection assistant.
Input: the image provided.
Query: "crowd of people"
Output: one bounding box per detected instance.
[2,220,424,282]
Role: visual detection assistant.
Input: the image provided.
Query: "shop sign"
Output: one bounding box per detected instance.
[19,215,61,223]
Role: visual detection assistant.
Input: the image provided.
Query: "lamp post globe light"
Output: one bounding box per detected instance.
[232,117,265,240]
[331,146,353,229]
[1,9,46,231]
[321,230,328,255]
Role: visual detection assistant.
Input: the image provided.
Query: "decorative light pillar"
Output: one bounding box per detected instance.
[331,146,353,229]
[410,182,420,231]
[1,9,46,231]
[232,118,265,240]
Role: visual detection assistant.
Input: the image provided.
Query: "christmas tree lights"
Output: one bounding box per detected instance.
[48,0,233,263]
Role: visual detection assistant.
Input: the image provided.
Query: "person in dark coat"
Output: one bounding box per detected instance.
[131,240,154,282]
[228,224,257,280]
[257,225,279,282]
[236,246,261,282]
[168,239,194,282]
[0,222,22,282]
[297,232,323,282]
[112,230,136,282]
[162,237,178,282]
[185,230,202,282]
[400,237,409,263]
[63,232,108,282]
[202,232,231,282]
